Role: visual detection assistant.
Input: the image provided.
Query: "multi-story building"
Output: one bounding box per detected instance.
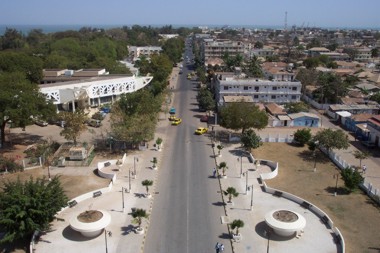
[247,46,275,59]
[354,47,372,62]
[127,46,162,62]
[213,73,302,106]
[201,39,244,60]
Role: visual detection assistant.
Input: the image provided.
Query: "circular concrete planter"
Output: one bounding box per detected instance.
[135,227,144,234]
[70,210,111,237]
[265,209,306,237]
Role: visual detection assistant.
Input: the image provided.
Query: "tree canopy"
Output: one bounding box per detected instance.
[312,128,349,153]
[0,176,68,243]
[240,129,263,151]
[59,110,88,145]
[197,88,215,112]
[219,102,268,133]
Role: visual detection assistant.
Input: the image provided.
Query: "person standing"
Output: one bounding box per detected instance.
[220,243,225,252]
[362,165,367,174]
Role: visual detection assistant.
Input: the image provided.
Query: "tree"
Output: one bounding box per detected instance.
[293,128,312,146]
[216,144,224,156]
[284,102,310,113]
[223,187,239,203]
[0,176,68,243]
[353,150,370,168]
[230,219,244,235]
[141,180,153,195]
[295,68,319,95]
[59,110,88,146]
[220,102,268,134]
[244,56,263,78]
[155,137,163,150]
[341,168,364,193]
[326,42,338,52]
[342,48,358,61]
[369,92,380,104]
[151,157,158,168]
[131,208,149,230]
[0,72,56,147]
[254,41,264,49]
[240,129,262,151]
[371,48,379,58]
[218,162,228,177]
[303,57,320,69]
[316,72,348,104]
[313,129,349,153]
[197,88,215,112]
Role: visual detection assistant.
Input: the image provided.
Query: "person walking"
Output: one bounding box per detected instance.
[362,165,367,174]
[215,242,221,253]
[220,243,225,252]
[212,168,217,177]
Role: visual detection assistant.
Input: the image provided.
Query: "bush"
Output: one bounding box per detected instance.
[92,112,105,121]
[293,128,312,146]
[0,156,23,173]
[341,167,364,193]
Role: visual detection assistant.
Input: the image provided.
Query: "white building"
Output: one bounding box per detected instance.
[127,46,162,62]
[40,75,153,111]
[202,39,244,60]
[213,74,302,106]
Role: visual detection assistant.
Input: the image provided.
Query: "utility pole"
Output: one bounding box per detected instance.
[246,171,249,195]
[250,184,254,211]
[122,187,125,213]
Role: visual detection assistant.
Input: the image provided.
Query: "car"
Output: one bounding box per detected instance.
[169,115,178,121]
[200,115,209,122]
[195,127,208,135]
[87,119,101,127]
[169,107,176,114]
[35,119,48,127]
[172,118,182,125]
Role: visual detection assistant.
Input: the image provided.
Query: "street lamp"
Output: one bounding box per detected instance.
[122,187,125,213]
[237,154,243,178]
[134,157,139,178]
[128,168,131,192]
[109,137,113,153]
[334,174,339,196]
[104,229,109,253]
[250,184,254,211]
[245,171,249,195]
[313,141,319,172]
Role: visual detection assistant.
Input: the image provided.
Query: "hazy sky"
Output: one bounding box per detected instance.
[1,0,379,28]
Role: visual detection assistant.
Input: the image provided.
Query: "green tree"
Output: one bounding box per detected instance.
[1,28,25,50]
[240,129,262,152]
[0,72,56,147]
[141,180,153,195]
[353,150,370,168]
[254,41,264,49]
[223,187,239,203]
[162,37,185,63]
[293,128,312,146]
[340,168,364,193]
[343,48,359,61]
[197,88,215,112]
[218,162,228,177]
[369,92,380,104]
[284,102,310,113]
[220,102,268,133]
[316,72,348,104]
[303,57,320,69]
[306,38,322,49]
[371,48,379,58]
[326,42,338,52]
[244,55,263,78]
[59,110,88,145]
[131,208,149,230]
[230,219,244,235]
[295,68,319,95]
[0,176,68,243]
[313,129,349,153]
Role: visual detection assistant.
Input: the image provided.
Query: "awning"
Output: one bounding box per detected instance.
[336,111,351,117]
[278,115,291,121]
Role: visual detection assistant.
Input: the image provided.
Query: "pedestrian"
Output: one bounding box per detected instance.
[212,168,217,177]
[362,165,367,174]
[220,244,224,252]
[108,231,112,237]
[215,242,220,253]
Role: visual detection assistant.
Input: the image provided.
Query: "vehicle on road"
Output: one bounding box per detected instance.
[169,115,178,121]
[34,119,48,127]
[200,115,209,122]
[172,118,182,125]
[169,107,176,114]
[195,127,208,135]
[87,119,101,128]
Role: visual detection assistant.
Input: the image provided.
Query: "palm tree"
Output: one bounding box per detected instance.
[131,208,149,230]
[152,157,157,168]
[219,162,228,176]
[141,180,153,195]
[217,144,224,156]
[155,137,163,150]
[223,187,239,203]
[353,150,370,169]
[230,219,244,235]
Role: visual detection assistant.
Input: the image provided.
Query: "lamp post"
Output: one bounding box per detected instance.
[214,112,217,125]
[246,171,249,195]
[250,184,254,211]
[133,157,138,179]
[334,174,339,196]
[109,137,113,153]
[128,168,131,192]
[313,141,319,172]
[104,229,109,253]
[122,187,125,213]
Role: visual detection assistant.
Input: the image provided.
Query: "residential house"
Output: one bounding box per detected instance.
[328,104,380,120]
[265,103,290,127]
[308,47,330,57]
[367,115,380,147]
[344,113,373,141]
[288,112,320,127]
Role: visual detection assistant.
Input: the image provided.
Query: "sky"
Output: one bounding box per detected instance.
[1,0,379,29]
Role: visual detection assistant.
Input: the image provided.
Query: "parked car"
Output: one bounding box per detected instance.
[195,127,208,135]
[169,115,178,121]
[87,119,101,128]
[200,115,209,122]
[34,119,48,127]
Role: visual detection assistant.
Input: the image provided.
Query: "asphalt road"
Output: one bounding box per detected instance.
[143,56,230,252]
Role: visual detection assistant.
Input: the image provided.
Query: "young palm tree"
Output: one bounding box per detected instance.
[219,162,228,176]
[132,208,149,230]
[230,219,244,235]
[141,180,153,195]
[217,144,224,156]
[152,157,158,168]
[223,187,239,203]
[353,150,370,168]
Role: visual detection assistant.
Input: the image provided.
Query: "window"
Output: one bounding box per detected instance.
[254,86,259,92]
[291,95,297,99]
[224,86,229,90]
[244,86,248,90]
[271,95,276,99]
[272,87,277,90]
[254,95,258,98]
[292,87,297,91]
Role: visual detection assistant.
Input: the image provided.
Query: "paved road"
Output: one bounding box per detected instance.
[144,55,230,252]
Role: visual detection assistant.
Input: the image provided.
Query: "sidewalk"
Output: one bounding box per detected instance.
[33,68,181,253]
[212,143,338,253]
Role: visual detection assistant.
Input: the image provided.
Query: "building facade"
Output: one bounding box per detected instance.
[127,46,162,62]
[202,39,244,60]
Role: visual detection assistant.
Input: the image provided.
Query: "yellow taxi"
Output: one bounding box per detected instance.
[169,115,178,121]
[194,127,208,135]
[172,118,182,125]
